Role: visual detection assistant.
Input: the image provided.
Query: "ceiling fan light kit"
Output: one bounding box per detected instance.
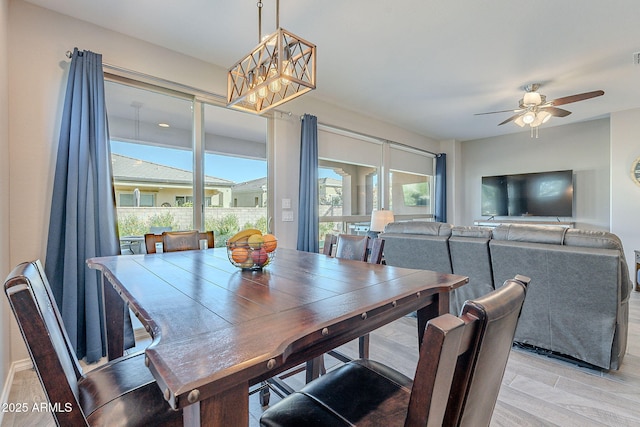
[227,0,316,114]
[477,84,604,137]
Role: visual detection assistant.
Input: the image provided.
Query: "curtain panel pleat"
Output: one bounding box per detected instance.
[297,114,319,253]
[434,153,447,223]
[45,48,131,363]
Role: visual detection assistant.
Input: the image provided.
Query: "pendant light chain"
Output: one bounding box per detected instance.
[257,1,263,43]
[228,0,316,113]
[257,0,280,42]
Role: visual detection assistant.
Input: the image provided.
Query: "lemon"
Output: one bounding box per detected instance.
[248,234,265,249]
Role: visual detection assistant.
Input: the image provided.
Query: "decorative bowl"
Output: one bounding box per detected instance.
[226,237,277,270]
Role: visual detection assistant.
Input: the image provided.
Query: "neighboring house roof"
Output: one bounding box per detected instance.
[111,153,234,187]
[232,177,267,193]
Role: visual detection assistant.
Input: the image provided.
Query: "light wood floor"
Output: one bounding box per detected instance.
[3,291,640,426]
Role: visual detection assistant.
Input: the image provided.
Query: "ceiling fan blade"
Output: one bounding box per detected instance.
[498,113,522,126]
[549,90,604,106]
[474,109,519,116]
[542,106,572,117]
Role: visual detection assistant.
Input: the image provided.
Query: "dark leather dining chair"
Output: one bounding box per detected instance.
[309,234,383,383]
[334,234,369,261]
[368,237,385,265]
[322,233,337,256]
[261,275,529,427]
[145,230,214,253]
[4,260,182,426]
[333,234,383,359]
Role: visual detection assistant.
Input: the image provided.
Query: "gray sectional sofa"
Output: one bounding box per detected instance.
[380,222,632,370]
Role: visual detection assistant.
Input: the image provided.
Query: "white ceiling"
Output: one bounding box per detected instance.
[25,0,640,141]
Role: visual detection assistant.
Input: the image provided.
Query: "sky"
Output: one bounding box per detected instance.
[111,140,267,183]
[111,140,342,183]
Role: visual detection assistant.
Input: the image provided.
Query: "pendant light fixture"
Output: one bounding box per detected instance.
[227,0,316,114]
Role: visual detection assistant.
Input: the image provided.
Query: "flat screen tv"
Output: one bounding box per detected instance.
[481,170,574,217]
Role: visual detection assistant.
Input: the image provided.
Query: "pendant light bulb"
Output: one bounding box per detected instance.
[281,47,293,85]
[268,67,282,93]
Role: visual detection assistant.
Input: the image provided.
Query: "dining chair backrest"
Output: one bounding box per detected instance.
[145,230,214,254]
[368,237,385,264]
[259,275,528,427]
[322,234,337,256]
[334,234,369,262]
[406,276,529,426]
[5,260,89,425]
[5,260,185,426]
[149,226,172,234]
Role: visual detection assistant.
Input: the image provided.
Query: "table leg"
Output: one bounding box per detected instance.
[183,382,248,427]
[101,274,125,360]
[416,291,450,348]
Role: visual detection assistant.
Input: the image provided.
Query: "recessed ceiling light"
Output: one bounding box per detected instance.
[158,123,170,128]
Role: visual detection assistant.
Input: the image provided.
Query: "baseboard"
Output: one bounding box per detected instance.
[0,358,33,425]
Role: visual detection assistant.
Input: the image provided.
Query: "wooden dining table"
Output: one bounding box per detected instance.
[87,246,468,426]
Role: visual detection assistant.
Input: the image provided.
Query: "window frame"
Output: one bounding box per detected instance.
[317,124,435,237]
[104,72,272,234]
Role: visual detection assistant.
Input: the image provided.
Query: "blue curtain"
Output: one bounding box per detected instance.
[434,153,447,223]
[45,48,130,363]
[297,114,319,252]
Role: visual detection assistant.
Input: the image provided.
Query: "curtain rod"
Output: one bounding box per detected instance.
[289,112,436,157]
[65,50,436,156]
[65,50,227,104]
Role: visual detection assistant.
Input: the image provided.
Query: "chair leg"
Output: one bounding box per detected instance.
[259,381,271,406]
[359,334,370,359]
[306,356,326,383]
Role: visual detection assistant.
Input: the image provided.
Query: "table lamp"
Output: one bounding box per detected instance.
[369,209,395,238]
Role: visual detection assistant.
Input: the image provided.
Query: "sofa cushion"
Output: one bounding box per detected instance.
[451,225,493,239]
[492,224,568,245]
[564,229,624,250]
[490,240,621,369]
[564,228,632,302]
[381,234,453,273]
[448,228,494,315]
[383,221,452,236]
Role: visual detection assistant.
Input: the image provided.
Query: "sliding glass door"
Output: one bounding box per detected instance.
[104,79,268,253]
[203,104,267,246]
[317,127,434,249]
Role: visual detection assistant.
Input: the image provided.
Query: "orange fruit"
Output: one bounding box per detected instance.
[262,234,277,252]
[231,247,249,263]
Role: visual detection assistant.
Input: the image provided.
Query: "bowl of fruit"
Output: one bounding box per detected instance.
[226,229,277,270]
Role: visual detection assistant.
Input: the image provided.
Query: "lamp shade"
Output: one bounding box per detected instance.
[370,210,395,232]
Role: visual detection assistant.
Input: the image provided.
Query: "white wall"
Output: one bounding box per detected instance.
[611,108,640,288]
[0,0,11,394]
[459,118,611,229]
[5,0,437,365]
[458,116,640,282]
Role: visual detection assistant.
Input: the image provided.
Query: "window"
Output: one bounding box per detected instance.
[175,196,192,207]
[317,127,433,246]
[203,104,267,246]
[388,146,433,215]
[119,193,155,207]
[104,77,269,250]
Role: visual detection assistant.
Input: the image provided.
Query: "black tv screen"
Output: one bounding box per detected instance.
[481,170,574,217]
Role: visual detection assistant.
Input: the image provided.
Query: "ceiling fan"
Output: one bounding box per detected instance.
[476,84,604,131]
